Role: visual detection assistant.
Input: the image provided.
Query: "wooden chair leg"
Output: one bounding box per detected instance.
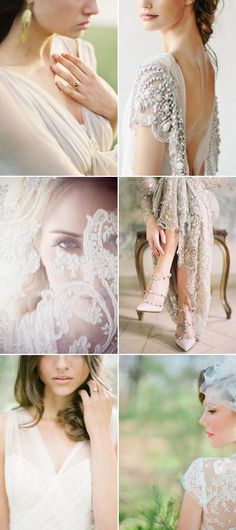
[214,236,232,319]
[135,238,149,321]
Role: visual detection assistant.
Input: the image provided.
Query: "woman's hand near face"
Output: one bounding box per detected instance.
[79,380,113,440]
[146,215,166,257]
[51,54,117,133]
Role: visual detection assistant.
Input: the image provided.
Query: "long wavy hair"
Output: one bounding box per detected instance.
[194,0,221,46]
[14,355,110,441]
[194,0,223,68]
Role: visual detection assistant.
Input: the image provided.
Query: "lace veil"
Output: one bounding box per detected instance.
[200,357,236,412]
[0,177,117,354]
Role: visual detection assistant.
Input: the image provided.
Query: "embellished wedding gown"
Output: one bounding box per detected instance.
[183,454,236,530]
[5,407,117,530]
[137,177,226,339]
[0,36,116,176]
[122,54,220,176]
[0,182,117,354]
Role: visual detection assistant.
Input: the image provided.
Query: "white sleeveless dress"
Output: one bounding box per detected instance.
[0,36,116,176]
[122,53,220,176]
[183,454,236,530]
[5,407,117,530]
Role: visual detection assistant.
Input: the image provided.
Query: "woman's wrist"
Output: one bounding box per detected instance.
[89,429,113,444]
[102,97,117,123]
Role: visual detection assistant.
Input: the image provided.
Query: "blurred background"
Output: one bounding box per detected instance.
[119,354,235,529]
[0,355,118,411]
[84,0,117,91]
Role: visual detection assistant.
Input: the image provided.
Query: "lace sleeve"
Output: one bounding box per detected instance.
[183,458,206,507]
[137,177,158,222]
[205,99,220,176]
[130,61,183,143]
[200,177,226,189]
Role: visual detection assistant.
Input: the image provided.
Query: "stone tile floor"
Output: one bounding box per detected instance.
[119,277,236,354]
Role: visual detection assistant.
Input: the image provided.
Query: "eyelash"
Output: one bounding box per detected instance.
[207,409,217,414]
[53,239,81,250]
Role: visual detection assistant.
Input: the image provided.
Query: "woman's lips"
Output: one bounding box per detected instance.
[52,377,73,384]
[77,20,90,29]
[141,14,159,21]
[207,432,215,437]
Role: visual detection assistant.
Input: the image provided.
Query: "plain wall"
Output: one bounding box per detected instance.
[119,1,236,175]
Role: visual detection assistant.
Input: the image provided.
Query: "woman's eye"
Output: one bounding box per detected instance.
[58,239,80,250]
[208,409,217,414]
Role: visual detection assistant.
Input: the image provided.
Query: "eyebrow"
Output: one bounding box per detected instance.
[50,230,83,238]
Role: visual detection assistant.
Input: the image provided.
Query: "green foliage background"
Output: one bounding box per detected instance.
[0,356,18,410]
[84,27,117,91]
[119,355,234,527]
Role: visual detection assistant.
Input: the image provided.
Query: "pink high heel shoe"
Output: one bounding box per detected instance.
[175,307,196,352]
[137,273,171,313]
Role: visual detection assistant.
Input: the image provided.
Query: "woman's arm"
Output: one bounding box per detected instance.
[0,413,9,530]
[177,492,202,530]
[79,381,117,530]
[134,126,166,175]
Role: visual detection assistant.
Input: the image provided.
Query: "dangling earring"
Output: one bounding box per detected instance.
[20,3,32,43]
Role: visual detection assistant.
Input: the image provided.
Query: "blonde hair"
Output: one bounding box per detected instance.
[13,177,116,316]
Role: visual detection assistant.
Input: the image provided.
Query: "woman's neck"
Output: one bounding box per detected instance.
[160,9,204,63]
[0,15,54,69]
[41,388,70,421]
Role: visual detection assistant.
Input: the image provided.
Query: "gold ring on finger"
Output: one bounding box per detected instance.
[73,80,80,90]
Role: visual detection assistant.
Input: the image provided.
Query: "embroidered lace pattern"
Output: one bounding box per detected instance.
[130,60,220,176]
[137,177,226,339]
[183,455,236,530]
[0,183,117,353]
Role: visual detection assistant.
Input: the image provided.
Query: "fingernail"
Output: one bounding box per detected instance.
[50,64,56,71]
[52,53,59,59]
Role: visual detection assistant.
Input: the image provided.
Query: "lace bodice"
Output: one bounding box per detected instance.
[5,407,117,530]
[183,454,236,530]
[122,54,220,176]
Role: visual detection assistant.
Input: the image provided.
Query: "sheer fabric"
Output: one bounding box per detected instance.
[183,454,236,530]
[0,180,117,354]
[122,54,220,176]
[5,407,117,530]
[0,37,116,176]
[137,177,226,339]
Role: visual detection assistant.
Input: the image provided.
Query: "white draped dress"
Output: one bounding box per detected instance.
[0,36,116,176]
[5,407,117,530]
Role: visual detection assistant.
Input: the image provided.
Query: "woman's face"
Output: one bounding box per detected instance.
[38,355,90,397]
[37,181,117,289]
[137,0,193,32]
[29,0,99,38]
[199,392,236,448]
